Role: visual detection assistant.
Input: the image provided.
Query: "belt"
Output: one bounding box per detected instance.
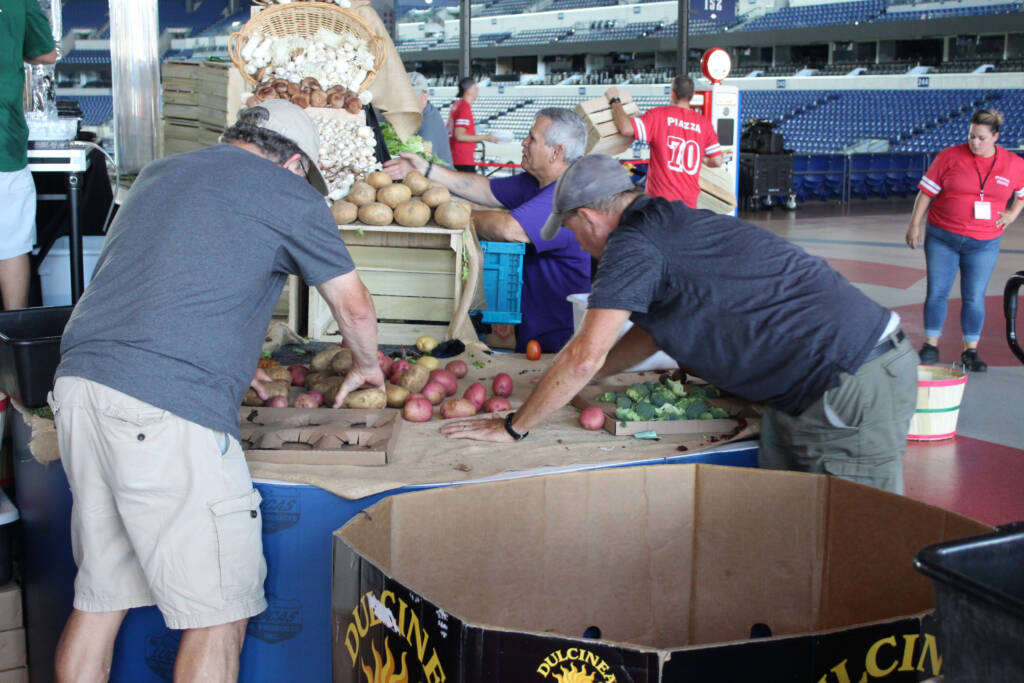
[862,329,906,365]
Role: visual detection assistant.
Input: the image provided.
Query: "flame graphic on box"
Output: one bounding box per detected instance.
[552,664,596,683]
[360,636,409,683]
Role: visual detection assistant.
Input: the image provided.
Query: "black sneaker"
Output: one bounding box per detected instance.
[919,343,939,364]
[961,349,988,372]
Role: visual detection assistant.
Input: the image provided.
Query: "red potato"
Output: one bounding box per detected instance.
[579,406,606,430]
[422,381,447,405]
[402,396,434,422]
[390,359,411,379]
[266,395,289,408]
[482,396,511,413]
[306,390,324,407]
[293,393,319,409]
[378,350,393,376]
[492,373,514,397]
[428,369,459,396]
[463,382,486,409]
[445,360,468,378]
[440,398,478,419]
[288,364,309,387]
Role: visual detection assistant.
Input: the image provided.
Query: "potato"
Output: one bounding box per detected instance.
[376,184,412,209]
[346,181,376,207]
[264,380,291,399]
[579,405,605,430]
[294,393,319,409]
[309,376,345,400]
[403,396,433,422]
[342,388,387,409]
[440,397,478,419]
[242,388,264,406]
[393,363,430,393]
[421,185,450,208]
[417,356,440,371]
[428,369,458,396]
[403,171,430,195]
[463,382,486,409]
[366,171,392,189]
[445,360,468,378]
[311,346,344,371]
[393,200,431,227]
[358,202,394,226]
[263,366,292,383]
[330,348,354,373]
[385,383,409,408]
[433,201,470,230]
[266,395,289,408]
[288,364,309,386]
[304,370,334,388]
[331,200,358,225]
[483,396,512,413]
[318,381,345,406]
[492,373,514,397]
[422,381,447,405]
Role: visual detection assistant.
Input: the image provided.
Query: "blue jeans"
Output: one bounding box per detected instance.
[924,222,1002,342]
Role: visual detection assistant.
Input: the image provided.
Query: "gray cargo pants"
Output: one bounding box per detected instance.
[758,330,918,494]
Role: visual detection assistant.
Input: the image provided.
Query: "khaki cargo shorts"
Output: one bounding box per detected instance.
[49,377,267,630]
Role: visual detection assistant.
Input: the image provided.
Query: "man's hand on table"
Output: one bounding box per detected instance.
[440,416,515,443]
[332,363,387,408]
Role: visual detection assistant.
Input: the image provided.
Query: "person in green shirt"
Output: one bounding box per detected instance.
[1,0,57,309]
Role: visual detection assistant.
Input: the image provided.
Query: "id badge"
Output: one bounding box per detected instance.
[974,201,992,220]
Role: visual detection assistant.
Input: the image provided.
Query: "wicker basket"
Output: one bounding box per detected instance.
[228,2,385,89]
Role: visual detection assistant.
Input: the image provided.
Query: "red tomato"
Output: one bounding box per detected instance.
[525,339,541,361]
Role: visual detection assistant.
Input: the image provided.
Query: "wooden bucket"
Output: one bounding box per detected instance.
[907,365,968,441]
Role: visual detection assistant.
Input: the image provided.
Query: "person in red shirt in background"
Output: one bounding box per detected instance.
[907,109,1024,371]
[447,77,499,172]
[605,75,723,208]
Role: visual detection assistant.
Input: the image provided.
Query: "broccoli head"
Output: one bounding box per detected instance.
[684,399,710,420]
[662,376,687,398]
[633,401,657,420]
[595,391,618,403]
[698,412,714,420]
[709,406,730,419]
[625,384,651,402]
[615,406,642,422]
[616,395,633,410]
[649,387,676,407]
[655,403,684,420]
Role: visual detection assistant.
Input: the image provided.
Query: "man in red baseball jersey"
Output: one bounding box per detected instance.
[606,75,723,208]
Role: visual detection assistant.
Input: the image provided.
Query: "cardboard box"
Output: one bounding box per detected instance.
[0,629,25,672]
[0,586,21,633]
[332,465,990,682]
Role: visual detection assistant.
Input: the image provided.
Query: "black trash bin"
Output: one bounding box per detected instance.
[0,306,74,408]
[915,522,1024,682]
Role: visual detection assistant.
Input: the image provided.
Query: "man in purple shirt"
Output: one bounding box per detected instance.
[384,108,591,353]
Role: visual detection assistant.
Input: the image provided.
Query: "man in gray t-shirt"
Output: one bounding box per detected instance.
[408,71,454,167]
[50,101,383,681]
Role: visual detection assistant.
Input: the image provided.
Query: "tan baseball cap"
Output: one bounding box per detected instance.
[541,154,637,240]
[250,99,330,196]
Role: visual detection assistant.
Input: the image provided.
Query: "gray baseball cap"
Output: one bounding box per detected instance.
[408,71,429,95]
[250,99,329,196]
[540,154,637,240]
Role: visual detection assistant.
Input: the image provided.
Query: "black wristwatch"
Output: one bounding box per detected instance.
[608,97,621,105]
[504,412,529,441]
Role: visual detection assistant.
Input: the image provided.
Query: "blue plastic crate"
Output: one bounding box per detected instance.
[474,241,525,324]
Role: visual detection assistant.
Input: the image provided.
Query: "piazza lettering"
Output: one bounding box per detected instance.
[537,648,616,682]
[345,590,446,682]
[817,633,942,683]
[666,117,702,133]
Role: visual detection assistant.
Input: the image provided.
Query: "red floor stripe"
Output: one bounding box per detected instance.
[826,258,926,289]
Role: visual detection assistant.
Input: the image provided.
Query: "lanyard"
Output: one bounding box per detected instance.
[973,148,998,201]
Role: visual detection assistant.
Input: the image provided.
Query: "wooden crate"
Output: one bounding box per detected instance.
[272,275,302,332]
[575,90,640,156]
[699,163,737,209]
[160,61,245,157]
[307,224,464,344]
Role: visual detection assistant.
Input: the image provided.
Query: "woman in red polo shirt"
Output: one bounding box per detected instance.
[447,77,499,173]
[906,109,1024,371]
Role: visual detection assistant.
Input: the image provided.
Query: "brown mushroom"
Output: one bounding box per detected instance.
[255,85,277,100]
[273,79,290,93]
[300,77,319,92]
[344,95,362,114]
[286,82,301,99]
[328,92,346,108]
[291,93,310,109]
[310,90,328,108]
